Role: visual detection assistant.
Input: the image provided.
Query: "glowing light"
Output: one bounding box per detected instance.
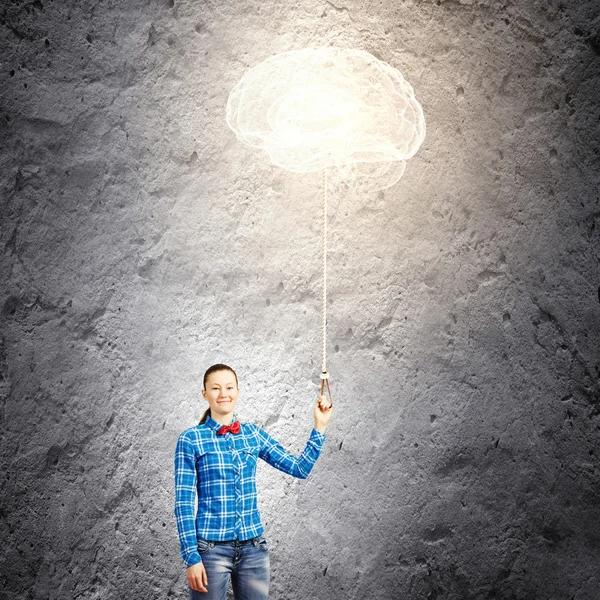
[226,47,426,191]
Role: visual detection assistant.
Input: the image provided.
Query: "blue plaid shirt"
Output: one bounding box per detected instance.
[174,413,326,567]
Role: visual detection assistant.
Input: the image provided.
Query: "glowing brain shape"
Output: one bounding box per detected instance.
[226,47,426,190]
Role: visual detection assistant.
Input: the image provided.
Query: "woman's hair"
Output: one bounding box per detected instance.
[199,363,239,424]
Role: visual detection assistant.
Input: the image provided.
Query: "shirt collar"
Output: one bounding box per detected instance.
[205,412,239,431]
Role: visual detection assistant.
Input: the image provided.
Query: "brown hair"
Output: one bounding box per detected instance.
[199,363,239,424]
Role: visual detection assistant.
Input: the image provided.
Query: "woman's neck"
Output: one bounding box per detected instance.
[210,411,236,425]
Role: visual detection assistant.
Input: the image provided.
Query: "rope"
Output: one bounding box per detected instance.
[321,167,327,376]
[320,168,333,404]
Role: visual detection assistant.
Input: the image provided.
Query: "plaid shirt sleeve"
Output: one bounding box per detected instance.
[256,426,326,479]
[173,433,202,567]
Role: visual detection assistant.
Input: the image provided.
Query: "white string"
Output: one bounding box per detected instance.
[321,168,327,376]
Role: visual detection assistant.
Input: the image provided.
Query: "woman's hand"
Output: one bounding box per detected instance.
[314,394,333,432]
[187,561,208,593]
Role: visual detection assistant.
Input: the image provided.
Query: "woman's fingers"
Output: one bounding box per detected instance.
[198,562,208,591]
[190,577,207,592]
[317,395,332,410]
[194,575,208,593]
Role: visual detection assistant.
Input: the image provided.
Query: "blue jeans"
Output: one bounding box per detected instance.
[189,535,270,600]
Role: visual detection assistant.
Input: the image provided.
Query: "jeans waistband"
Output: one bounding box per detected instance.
[211,537,258,545]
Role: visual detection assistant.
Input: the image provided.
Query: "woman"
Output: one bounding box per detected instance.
[174,363,333,599]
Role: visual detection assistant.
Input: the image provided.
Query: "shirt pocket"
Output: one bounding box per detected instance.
[239,445,259,466]
[197,450,231,480]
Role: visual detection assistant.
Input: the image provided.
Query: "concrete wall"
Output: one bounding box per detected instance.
[1,0,599,598]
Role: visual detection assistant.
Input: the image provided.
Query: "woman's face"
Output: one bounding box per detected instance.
[202,370,239,419]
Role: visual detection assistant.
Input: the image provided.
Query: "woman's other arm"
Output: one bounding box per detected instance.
[173,433,202,568]
[257,394,332,478]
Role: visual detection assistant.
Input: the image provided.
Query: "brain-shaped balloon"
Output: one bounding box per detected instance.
[226,47,426,190]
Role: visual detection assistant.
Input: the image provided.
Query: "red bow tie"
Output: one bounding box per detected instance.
[217,420,241,435]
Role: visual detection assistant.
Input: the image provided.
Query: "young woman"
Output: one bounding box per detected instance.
[174,363,333,599]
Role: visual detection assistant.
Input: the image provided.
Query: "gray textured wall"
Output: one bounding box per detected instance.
[1,0,600,599]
